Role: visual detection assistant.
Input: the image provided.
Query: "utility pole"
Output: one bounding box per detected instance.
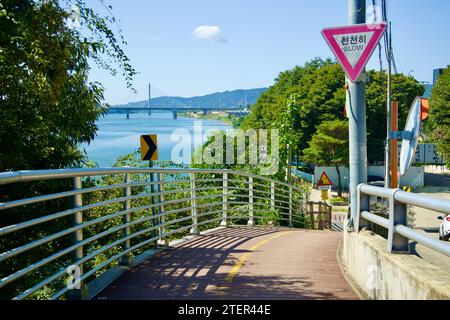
[390,99,398,188]
[385,23,392,188]
[348,0,368,226]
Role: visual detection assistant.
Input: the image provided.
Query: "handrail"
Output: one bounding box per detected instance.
[0,167,309,300]
[357,183,450,257]
[0,168,306,192]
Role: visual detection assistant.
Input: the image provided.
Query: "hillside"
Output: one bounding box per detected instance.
[111,88,268,109]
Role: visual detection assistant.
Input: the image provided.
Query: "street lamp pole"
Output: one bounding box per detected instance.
[348,0,368,226]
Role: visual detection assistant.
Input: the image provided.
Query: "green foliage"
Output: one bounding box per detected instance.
[425,66,450,168]
[303,119,349,166]
[0,0,136,171]
[365,70,425,163]
[242,58,425,168]
[303,119,348,196]
[0,0,137,300]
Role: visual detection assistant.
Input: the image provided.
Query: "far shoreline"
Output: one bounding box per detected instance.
[178,111,242,128]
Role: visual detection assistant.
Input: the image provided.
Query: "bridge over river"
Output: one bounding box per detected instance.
[0,168,449,300]
[109,107,249,119]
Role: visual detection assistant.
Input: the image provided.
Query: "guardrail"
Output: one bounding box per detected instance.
[0,168,308,300]
[356,183,450,257]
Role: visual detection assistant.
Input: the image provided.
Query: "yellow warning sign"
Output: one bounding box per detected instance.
[140,134,158,161]
[317,171,332,189]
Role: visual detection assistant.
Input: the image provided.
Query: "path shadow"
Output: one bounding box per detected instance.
[95,227,350,300]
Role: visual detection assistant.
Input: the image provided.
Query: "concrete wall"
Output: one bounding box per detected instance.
[314,166,424,188]
[341,226,450,300]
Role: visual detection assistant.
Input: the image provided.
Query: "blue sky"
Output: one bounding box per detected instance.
[87,0,450,105]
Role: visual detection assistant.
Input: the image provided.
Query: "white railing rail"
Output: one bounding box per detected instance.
[356,183,450,256]
[0,168,307,300]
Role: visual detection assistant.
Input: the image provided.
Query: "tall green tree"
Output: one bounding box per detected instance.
[425,66,450,168]
[0,0,136,171]
[365,70,425,163]
[303,120,349,196]
[242,59,424,172]
[0,0,136,299]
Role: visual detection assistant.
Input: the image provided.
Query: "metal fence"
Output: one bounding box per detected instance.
[0,168,308,300]
[356,183,450,257]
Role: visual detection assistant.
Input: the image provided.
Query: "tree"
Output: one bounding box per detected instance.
[365,70,425,163]
[0,0,136,171]
[242,59,424,174]
[0,0,136,299]
[242,59,347,177]
[425,66,450,168]
[302,120,349,196]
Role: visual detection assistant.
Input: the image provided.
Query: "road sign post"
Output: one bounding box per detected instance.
[140,134,159,242]
[321,0,387,227]
[321,189,329,202]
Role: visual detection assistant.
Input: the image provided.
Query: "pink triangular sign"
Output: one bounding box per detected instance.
[322,23,387,82]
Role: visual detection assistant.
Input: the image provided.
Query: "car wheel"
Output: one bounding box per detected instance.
[444,235,450,242]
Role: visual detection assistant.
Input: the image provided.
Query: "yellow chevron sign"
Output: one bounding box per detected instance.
[140,134,158,161]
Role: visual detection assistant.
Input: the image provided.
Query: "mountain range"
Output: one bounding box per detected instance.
[111,87,267,109]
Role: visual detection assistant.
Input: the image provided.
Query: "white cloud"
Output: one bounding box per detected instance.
[191,25,228,43]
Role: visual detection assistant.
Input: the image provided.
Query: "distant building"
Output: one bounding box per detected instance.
[433,68,445,84]
[423,67,446,98]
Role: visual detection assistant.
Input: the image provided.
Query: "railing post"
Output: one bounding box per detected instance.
[328,203,332,229]
[302,193,307,228]
[318,201,324,230]
[308,201,315,230]
[270,181,275,212]
[149,171,158,241]
[68,176,86,299]
[247,176,254,226]
[388,190,409,253]
[288,186,293,227]
[190,172,199,235]
[157,173,168,246]
[355,184,370,232]
[302,193,307,214]
[120,173,133,266]
[221,171,228,227]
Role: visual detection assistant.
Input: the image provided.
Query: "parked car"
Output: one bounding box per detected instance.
[438,215,450,241]
[367,175,384,187]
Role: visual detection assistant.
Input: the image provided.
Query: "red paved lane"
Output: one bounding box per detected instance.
[95,227,358,300]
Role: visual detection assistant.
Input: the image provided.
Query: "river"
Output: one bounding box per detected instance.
[82,112,231,167]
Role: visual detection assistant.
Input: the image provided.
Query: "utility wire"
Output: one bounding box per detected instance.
[372,0,384,72]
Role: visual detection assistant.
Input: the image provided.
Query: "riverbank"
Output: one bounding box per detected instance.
[178,111,242,127]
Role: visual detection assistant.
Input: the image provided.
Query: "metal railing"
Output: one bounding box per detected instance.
[356,183,450,257]
[0,168,308,300]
